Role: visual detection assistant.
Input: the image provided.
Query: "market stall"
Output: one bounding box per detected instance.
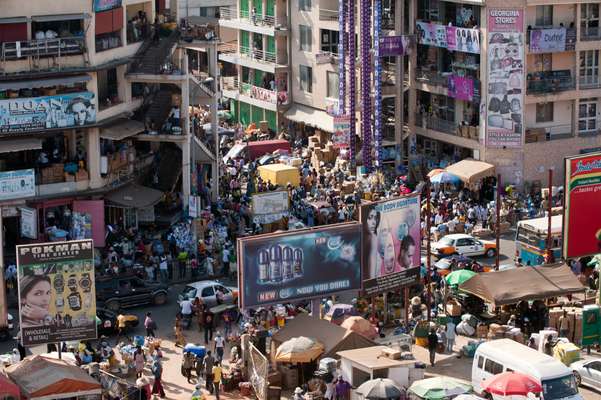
[445,159,495,186]
[6,355,102,400]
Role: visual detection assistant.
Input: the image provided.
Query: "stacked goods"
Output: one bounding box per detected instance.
[487,324,506,340]
[486,324,524,343]
[446,299,462,317]
[41,164,65,184]
[549,307,583,343]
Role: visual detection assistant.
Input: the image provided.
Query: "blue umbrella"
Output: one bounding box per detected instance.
[430,171,461,185]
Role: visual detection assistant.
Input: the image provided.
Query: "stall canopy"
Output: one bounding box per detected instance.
[0,373,20,399]
[284,104,335,133]
[445,159,495,185]
[0,137,42,153]
[100,118,145,141]
[459,264,585,306]
[6,355,101,400]
[105,183,164,209]
[270,314,376,359]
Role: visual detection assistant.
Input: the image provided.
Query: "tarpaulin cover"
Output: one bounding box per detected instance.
[6,355,101,399]
[271,314,376,359]
[0,372,20,399]
[445,159,495,185]
[459,264,585,306]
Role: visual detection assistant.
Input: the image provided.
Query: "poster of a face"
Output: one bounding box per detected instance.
[360,194,421,280]
[17,240,96,346]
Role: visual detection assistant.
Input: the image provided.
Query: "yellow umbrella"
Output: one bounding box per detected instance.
[275,336,324,363]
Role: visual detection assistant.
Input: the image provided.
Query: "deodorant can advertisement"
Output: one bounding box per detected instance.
[237,223,362,308]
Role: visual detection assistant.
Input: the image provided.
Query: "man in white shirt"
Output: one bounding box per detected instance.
[181,298,193,317]
[159,256,168,282]
[214,332,226,361]
[445,320,456,353]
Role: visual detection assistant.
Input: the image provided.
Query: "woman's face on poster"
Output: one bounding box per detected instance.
[367,209,378,234]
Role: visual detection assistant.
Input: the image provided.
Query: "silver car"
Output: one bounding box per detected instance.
[178,280,237,308]
[571,359,601,390]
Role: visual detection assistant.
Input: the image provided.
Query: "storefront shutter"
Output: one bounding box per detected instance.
[253,0,263,16]
[239,0,249,16]
[251,105,263,124]
[266,0,275,17]
[240,31,250,53]
[95,10,113,35]
[240,101,251,126]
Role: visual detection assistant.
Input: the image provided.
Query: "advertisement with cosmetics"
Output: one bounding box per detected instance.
[237,223,362,308]
[486,8,524,148]
[17,239,97,346]
[563,152,601,259]
[360,194,421,294]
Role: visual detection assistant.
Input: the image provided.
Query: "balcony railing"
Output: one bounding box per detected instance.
[581,26,601,41]
[222,76,288,105]
[1,37,86,61]
[220,7,283,27]
[580,75,601,89]
[240,45,277,63]
[319,8,338,21]
[525,125,573,142]
[526,70,575,94]
[416,114,480,140]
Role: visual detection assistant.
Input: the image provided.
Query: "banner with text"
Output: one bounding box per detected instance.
[0,169,35,201]
[448,75,474,101]
[416,22,480,54]
[252,191,290,224]
[529,28,576,53]
[332,115,351,149]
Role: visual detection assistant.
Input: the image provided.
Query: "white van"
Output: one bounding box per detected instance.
[472,339,582,400]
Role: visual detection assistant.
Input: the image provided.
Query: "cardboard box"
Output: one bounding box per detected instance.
[446,300,462,316]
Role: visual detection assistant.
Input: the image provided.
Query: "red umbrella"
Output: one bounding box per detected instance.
[483,372,542,396]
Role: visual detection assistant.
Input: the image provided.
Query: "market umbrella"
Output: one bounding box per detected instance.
[482,372,542,396]
[340,316,378,340]
[408,377,472,400]
[427,169,445,178]
[430,172,461,185]
[275,336,324,363]
[587,254,601,270]
[356,378,405,400]
[445,269,477,286]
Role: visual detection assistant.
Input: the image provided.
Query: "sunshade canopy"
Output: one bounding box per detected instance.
[356,378,404,400]
[430,171,461,185]
[445,159,495,185]
[100,118,145,141]
[105,183,164,209]
[459,264,585,306]
[340,316,378,340]
[409,377,472,400]
[0,373,20,399]
[6,355,101,399]
[445,270,476,286]
[0,75,91,91]
[284,104,335,132]
[275,336,324,363]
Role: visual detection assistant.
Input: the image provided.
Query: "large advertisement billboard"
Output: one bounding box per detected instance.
[563,153,601,259]
[251,191,289,224]
[360,194,421,294]
[237,223,362,308]
[486,8,524,148]
[17,240,97,346]
[0,92,96,134]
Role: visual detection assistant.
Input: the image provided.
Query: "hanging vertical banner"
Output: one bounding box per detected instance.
[361,0,373,170]
[486,8,524,148]
[333,115,351,149]
[338,0,346,115]
[374,0,382,168]
[448,75,475,101]
[348,0,356,169]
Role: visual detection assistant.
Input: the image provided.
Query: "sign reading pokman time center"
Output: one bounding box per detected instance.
[16,240,97,346]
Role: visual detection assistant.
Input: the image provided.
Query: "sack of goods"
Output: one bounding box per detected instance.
[456,321,476,337]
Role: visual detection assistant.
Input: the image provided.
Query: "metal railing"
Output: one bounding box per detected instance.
[525,125,573,142]
[319,8,338,21]
[526,71,575,94]
[240,45,277,63]
[127,22,151,44]
[222,76,288,105]
[1,37,86,60]
[220,7,281,27]
[579,75,601,89]
[415,114,457,135]
[581,27,601,41]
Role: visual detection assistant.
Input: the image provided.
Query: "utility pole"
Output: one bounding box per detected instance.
[425,177,431,320]
[495,174,501,271]
[545,168,554,264]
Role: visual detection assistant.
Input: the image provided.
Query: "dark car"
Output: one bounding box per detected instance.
[96,307,139,336]
[96,274,168,312]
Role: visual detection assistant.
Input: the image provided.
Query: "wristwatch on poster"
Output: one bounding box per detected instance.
[54,273,65,294]
[68,290,82,311]
[55,296,64,313]
[67,274,78,292]
[79,273,92,293]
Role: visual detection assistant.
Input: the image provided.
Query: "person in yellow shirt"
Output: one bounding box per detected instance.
[117,314,128,343]
[212,362,222,400]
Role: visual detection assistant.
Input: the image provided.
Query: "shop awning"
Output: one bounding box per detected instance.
[0,137,43,153]
[458,264,585,306]
[445,159,495,185]
[0,75,91,91]
[105,183,163,209]
[0,17,27,24]
[284,104,335,133]
[31,13,90,22]
[100,118,145,141]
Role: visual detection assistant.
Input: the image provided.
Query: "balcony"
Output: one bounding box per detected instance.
[416,114,456,134]
[219,41,287,72]
[525,125,573,143]
[580,75,601,90]
[319,8,338,21]
[416,114,480,144]
[581,26,601,41]
[219,7,287,33]
[526,70,575,95]
[221,76,288,109]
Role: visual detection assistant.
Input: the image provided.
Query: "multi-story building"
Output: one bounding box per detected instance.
[407,0,601,187]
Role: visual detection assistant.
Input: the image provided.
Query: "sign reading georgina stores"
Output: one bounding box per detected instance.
[563,153,601,259]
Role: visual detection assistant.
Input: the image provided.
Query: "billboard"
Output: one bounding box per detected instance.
[360,194,421,294]
[446,26,480,54]
[251,190,290,224]
[448,75,474,101]
[237,223,362,308]
[563,153,601,259]
[486,8,524,148]
[93,0,122,12]
[0,92,96,134]
[17,240,97,346]
[332,115,351,149]
[529,28,576,53]
[380,35,415,56]
[0,169,35,201]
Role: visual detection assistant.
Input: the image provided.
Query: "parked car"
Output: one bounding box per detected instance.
[572,359,601,389]
[178,280,238,308]
[96,308,139,336]
[96,274,169,312]
[432,234,497,258]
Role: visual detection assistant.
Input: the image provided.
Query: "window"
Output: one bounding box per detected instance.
[98,68,120,110]
[536,5,553,27]
[299,65,312,93]
[95,7,124,52]
[588,361,601,371]
[484,359,504,375]
[299,25,312,51]
[534,54,552,72]
[536,102,554,123]
[327,71,339,99]
[321,29,340,54]
[477,356,484,369]
[581,4,600,39]
[580,50,599,87]
[578,98,598,133]
[299,0,311,11]
[201,286,215,297]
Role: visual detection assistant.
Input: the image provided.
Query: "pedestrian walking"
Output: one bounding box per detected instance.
[144,312,156,337]
[203,350,215,392]
[558,310,571,338]
[212,361,222,400]
[214,331,225,362]
[159,255,168,282]
[182,351,195,383]
[134,346,146,378]
[116,313,128,343]
[445,319,456,353]
[204,311,214,345]
[427,328,438,366]
[151,356,166,398]
[175,313,186,347]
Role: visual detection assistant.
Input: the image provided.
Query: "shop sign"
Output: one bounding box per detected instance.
[563,152,601,259]
[529,28,575,53]
[2,207,19,217]
[360,194,421,294]
[93,0,122,12]
[0,169,35,201]
[20,207,37,239]
[237,223,362,308]
[446,27,480,54]
[332,115,351,149]
[17,239,97,346]
[486,8,524,148]
[379,36,415,56]
[416,22,448,48]
[448,75,474,101]
[137,207,155,222]
[252,190,289,224]
[0,92,96,134]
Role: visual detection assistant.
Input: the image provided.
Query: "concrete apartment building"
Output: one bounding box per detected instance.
[0,0,220,256]
[409,0,601,187]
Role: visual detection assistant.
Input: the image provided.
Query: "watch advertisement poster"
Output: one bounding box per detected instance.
[16,239,96,346]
